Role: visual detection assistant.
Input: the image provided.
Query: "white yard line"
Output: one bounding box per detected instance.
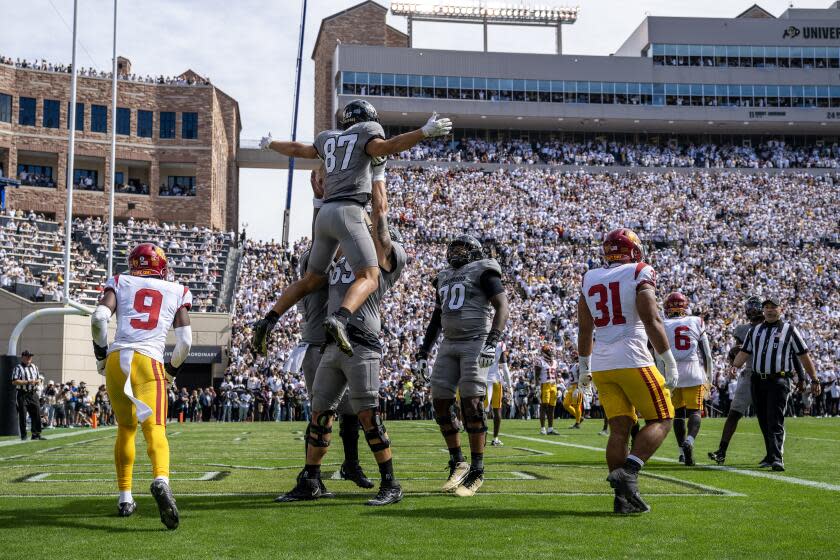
[0,427,115,447]
[0,491,740,498]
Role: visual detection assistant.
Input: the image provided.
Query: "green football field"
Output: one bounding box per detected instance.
[1,417,839,560]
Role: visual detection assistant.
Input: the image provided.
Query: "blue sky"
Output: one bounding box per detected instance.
[2,0,826,241]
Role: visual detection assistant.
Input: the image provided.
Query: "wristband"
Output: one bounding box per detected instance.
[312,197,324,209]
[485,329,502,347]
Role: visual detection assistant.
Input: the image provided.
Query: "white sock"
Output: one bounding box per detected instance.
[119,490,133,504]
[626,454,645,469]
[154,476,170,485]
[686,435,695,446]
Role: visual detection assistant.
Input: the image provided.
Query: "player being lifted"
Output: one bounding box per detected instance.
[415,235,509,497]
[485,339,511,446]
[90,243,192,529]
[662,292,712,466]
[577,229,678,514]
[536,344,559,435]
[277,164,408,506]
[562,358,586,430]
[252,100,451,357]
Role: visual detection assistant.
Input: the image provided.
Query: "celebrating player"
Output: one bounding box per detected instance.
[662,292,712,466]
[485,340,511,446]
[536,344,559,435]
[276,165,407,506]
[577,228,678,514]
[252,100,451,357]
[90,243,192,529]
[562,359,587,430]
[415,235,509,497]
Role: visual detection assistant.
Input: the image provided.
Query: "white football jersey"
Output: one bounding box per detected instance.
[537,358,557,384]
[582,262,657,372]
[568,363,581,385]
[105,274,192,363]
[664,315,707,387]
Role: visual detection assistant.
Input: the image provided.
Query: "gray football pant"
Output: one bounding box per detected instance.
[730,369,753,415]
[308,200,378,275]
[301,345,352,416]
[430,338,488,399]
[311,344,381,414]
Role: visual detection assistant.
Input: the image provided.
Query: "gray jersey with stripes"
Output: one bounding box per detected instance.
[328,242,408,338]
[298,251,328,345]
[313,121,385,204]
[435,258,502,341]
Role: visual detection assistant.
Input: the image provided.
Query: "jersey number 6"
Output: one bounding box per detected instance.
[130,288,163,331]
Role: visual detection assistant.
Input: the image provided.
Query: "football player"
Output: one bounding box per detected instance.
[536,344,559,435]
[415,235,509,497]
[708,296,764,465]
[578,228,678,514]
[485,340,511,446]
[90,243,191,529]
[253,100,451,357]
[562,359,586,430]
[662,292,712,466]
[276,164,407,506]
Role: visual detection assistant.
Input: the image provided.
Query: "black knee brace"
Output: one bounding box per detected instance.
[362,409,391,452]
[463,397,488,434]
[306,411,334,448]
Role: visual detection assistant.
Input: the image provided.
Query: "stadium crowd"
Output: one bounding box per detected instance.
[394,137,840,168]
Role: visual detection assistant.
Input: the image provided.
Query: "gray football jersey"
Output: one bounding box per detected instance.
[435,258,503,341]
[733,322,754,374]
[313,121,385,204]
[298,251,328,345]
[328,242,408,338]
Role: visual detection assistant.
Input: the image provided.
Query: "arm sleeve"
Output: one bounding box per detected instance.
[91,304,112,351]
[699,332,713,380]
[790,326,809,355]
[479,270,504,299]
[421,307,442,354]
[171,325,192,368]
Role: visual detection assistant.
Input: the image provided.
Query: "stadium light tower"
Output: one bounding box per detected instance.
[390,2,579,54]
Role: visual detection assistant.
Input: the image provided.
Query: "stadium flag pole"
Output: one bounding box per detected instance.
[63,0,80,303]
[282,0,307,247]
[107,0,119,278]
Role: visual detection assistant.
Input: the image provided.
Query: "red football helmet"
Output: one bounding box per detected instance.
[540,344,554,359]
[664,292,689,317]
[129,243,168,278]
[602,228,644,264]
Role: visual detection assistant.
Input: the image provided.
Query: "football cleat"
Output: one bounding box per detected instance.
[490,438,503,447]
[613,492,644,514]
[682,441,695,466]
[598,429,609,437]
[678,454,685,464]
[275,470,323,502]
[771,461,785,472]
[758,457,772,468]
[708,450,726,465]
[318,478,335,499]
[117,500,137,518]
[442,461,470,493]
[454,468,484,497]
[149,480,179,530]
[539,427,547,435]
[324,315,354,357]
[340,463,374,489]
[569,423,581,430]
[366,482,403,506]
[546,427,558,435]
[607,468,650,514]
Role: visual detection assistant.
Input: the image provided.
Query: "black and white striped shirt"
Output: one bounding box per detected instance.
[12,363,40,388]
[742,321,808,376]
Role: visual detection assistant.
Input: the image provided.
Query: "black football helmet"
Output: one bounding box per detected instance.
[744,296,763,321]
[340,99,379,130]
[446,234,483,269]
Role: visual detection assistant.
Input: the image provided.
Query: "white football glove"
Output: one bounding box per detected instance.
[96,358,106,377]
[478,343,496,369]
[414,351,430,382]
[259,133,273,150]
[421,113,453,138]
[571,387,582,400]
[578,356,592,388]
[657,349,679,390]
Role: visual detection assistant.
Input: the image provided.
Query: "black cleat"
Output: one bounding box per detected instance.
[771,461,785,472]
[117,500,137,517]
[366,482,403,506]
[275,470,323,502]
[324,315,354,356]
[613,492,644,514]
[678,454,685,464]
[149,480,179,530]
[607,468,650,514]
[340,463,374,489]
[681,441,695,466]
[758,457,772,468]
[31,434,46,441]
[318,478,335,498]
[708,450,726,465]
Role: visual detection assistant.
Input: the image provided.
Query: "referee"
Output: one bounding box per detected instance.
[11,350,45,441]
[732,297,820,471]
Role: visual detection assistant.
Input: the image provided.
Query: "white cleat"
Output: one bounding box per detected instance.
[539,427,547,435]
[490,438,503,447]
[598,429,609,436]
[442,461,470,493]
[454,469,484,497]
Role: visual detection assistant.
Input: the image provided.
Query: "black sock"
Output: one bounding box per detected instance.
[378,458,395,483]
[470,452,484,471]
[335,307,352,324]
[339,415,360,466]
[719,440,729,454]
[304,464,320,478]
[449,447,465,464]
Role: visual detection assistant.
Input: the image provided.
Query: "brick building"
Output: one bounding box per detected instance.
[0,58,240,231]
[312,0,407,133]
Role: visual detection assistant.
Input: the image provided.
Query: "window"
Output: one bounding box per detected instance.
[182,112,198,139]
[19,97,36,126]
[161,175,196,197]
[117,107,130,135]
[67,102,84,130]
[74,169,99,189]
[17,164,54,187]
[160,111,175,139]
[137,110,153,137]
[115,171,124,186]
[43,99,60,128]
[0,93,10,123]
[91,105,107,133]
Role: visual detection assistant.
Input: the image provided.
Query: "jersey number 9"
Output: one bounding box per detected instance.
[130,288,163,331]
